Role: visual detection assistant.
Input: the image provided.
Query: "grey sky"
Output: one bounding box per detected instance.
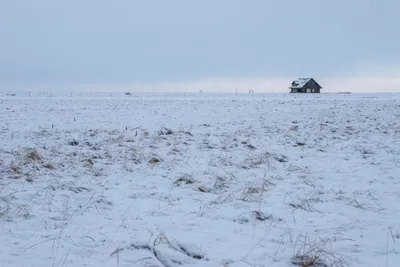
[1,0,399,91]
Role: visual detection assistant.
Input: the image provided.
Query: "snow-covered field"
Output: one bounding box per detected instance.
[1,92,400,267]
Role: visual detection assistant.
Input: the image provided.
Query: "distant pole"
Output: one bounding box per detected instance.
[235,88,237,96]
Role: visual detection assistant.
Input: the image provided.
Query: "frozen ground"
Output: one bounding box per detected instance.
[1,92,400,267]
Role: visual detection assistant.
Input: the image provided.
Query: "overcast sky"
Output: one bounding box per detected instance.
[1,0,399,92]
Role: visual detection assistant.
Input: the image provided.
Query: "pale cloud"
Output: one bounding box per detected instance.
[1,1,400,88]
[2,72,399,93]
[1,62,399,93]
[321,64,400,93]
[322,76,400,93]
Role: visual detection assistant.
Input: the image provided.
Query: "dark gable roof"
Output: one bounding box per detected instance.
[290,78,322,89]
[290,78,311,89]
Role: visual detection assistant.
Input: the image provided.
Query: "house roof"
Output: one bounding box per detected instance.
[289,78,322,89]
[290,78,312,89]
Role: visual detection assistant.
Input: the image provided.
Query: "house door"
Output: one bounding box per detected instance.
[306,89,311,93]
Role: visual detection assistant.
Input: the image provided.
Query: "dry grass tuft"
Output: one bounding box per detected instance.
[288,197,320,213]
[25,149,42,163]
[148,157,162,164]
[43,163,54,169]
[175,175,197,185]
[158,127,174,136]
[0,196,33,219]
[252,210,273,221]
[83,158,94,167]
[68,140,79,146]
[212,176,231,192]
[292,235,348,267]
[6,149,46,178]
[292,254,327,267]
[198,186,208,193]
[244,152,272,168]
[0,201,9,217]
[237,179,271,202]
[147,231,206,262]
[238,187,262,202]
[9,164,20,174]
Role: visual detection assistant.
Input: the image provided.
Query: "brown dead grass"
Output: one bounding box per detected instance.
[10,165,20,174]
[198,186,208,193]
[25,149,42,163]
[292,235,348,267]
[175,176,197,185]
[43,163,54,169]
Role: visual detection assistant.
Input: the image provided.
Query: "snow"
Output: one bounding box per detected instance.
[290,78,312,89]
[1,92,400,267]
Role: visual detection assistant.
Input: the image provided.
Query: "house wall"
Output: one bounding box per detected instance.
[304,79,321,93]
[290,87,320,93]
[291,88,307,93]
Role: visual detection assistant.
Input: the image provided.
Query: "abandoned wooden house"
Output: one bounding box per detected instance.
[289,78,322,93]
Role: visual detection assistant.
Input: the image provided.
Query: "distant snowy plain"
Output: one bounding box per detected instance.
[1,92,400,267]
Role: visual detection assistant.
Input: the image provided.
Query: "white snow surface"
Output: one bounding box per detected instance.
[290,78,311,89]
[1,92,400,267]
